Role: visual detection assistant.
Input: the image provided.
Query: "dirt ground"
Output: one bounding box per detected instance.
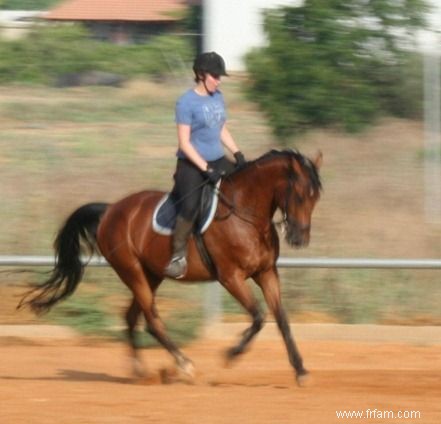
[1,336,440,424]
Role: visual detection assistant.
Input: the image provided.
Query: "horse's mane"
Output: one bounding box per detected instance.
[231,149,322,192]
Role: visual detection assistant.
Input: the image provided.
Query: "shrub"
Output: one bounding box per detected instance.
[245,0,428,142]
[0,24,194,85]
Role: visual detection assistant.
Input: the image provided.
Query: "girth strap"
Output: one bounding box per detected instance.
[194,233,218,280]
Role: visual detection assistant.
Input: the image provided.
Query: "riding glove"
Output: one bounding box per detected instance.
[234,151,246,168]
[204,167,223,184]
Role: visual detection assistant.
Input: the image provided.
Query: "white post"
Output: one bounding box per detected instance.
[203,282,222,325]
[201,0,213,53]
[423,50,441,224]
[421,3,441,224]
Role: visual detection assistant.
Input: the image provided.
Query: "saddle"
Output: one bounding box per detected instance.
[152,182,220,236]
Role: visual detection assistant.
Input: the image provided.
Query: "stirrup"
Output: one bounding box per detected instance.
[164,256,187,279]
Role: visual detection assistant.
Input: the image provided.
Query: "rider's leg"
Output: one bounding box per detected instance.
[164,159,204,279]
[164,215,194,279]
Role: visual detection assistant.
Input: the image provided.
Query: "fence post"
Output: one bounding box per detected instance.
[203,283,222,325]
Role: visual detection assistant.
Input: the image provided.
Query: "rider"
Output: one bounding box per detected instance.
[164,51,246,279]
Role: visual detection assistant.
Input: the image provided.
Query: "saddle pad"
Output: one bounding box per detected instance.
[152,185,219,236]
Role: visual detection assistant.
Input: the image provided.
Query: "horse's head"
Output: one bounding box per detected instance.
[278,150,323,248]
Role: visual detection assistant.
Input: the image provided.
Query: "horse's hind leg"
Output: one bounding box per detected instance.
[125,298,145,376]
[115,262,194,379]
[219,276,265,362]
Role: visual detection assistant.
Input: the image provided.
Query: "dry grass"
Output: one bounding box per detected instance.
[1,78,440,326]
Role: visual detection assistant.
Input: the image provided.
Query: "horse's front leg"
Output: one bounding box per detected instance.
[254,267,308,385]
[218,275,265,362]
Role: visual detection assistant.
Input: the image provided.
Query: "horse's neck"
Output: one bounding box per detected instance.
[229,162,285,222]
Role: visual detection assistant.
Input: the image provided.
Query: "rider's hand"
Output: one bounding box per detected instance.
[234,151,246,168]
[204,167,223,184]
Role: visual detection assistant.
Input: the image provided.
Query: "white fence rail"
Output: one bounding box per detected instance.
[2,255,440,324]
[276,257,441,269]
[1,255,441,269]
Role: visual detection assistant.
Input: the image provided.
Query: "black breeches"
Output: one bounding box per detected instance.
[172,157,234,221]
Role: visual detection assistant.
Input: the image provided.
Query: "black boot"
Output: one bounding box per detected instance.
[164,216,194,279]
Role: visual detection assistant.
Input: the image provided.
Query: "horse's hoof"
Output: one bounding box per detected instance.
[131,358,147,378]
[224,347,242,367]
[177,360,196,384]
[224,349,235,367]
[296,369,311,388]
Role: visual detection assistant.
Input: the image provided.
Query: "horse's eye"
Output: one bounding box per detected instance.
[294,193,304,204]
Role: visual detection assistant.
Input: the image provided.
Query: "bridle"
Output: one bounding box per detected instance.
[281,165,312,234]
[215,161,304,230]
[282,168,296,224]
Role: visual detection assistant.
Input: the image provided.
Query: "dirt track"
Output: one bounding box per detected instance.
[1,336,440,424]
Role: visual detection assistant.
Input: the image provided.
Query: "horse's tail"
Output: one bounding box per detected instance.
[18,202,109,314]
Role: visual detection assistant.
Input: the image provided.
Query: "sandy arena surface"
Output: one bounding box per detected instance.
[1,330,441,424]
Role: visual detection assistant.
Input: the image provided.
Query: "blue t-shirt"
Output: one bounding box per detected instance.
[175,89,226,161]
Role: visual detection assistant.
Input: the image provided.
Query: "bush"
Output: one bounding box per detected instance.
[0,0,59,9]
[245,1,428,142]
[0,24,194,85]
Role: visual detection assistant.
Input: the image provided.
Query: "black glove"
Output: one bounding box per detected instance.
[234,151,246,168]
[204,167,223,184]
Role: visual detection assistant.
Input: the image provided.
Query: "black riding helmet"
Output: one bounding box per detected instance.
[193,52,228,81]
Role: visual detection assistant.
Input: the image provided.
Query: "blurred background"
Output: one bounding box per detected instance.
[0,0,440,342]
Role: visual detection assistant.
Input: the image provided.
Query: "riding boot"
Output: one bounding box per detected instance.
[164,216,194,279]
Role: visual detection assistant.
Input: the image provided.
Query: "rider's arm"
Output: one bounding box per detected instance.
[220,124,240,154]
[177,123,209,171]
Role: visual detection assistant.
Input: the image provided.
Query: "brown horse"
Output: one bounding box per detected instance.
[19,149,322,385]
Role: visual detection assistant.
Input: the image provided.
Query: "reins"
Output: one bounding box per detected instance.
[214,179,265,226]
[214,163,297,229]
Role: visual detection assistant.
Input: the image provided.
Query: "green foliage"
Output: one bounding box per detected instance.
[44,273,203,343]
[46,290,203,343]
[126,309,203,348]
[279,268,441,324]
[48,293,116,336]
[245,0,429,141]
[0,24,194,84]
[0,0,59,9]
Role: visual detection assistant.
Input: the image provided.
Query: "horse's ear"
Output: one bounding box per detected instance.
[313,150,323,169]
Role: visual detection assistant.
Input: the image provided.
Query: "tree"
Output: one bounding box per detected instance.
[245,0,430,142]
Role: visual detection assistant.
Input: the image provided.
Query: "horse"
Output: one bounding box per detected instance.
[19,149,323,385]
